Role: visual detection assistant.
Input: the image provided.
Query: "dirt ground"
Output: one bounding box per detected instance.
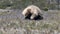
[0,9,60,34]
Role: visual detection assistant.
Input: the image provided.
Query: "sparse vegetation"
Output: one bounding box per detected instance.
[0,0,60,9]
[0,0,60,34]
[0,10,60,34]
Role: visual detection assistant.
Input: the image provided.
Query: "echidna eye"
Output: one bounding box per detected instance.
[25,13,27,16]
[25,13,28,16]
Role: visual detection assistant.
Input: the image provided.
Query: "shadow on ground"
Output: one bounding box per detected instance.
[25,15,43,20]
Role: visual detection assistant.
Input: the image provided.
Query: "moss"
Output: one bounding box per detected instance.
[43,7,48,11]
